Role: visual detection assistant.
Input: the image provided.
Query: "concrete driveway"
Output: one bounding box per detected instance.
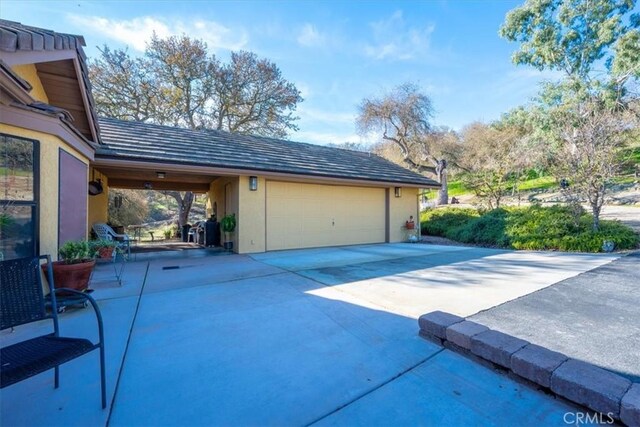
[0,244,616,426]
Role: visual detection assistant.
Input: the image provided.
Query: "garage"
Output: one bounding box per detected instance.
[266,181,386,251]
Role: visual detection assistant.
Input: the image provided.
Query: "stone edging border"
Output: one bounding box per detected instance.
[418,311,639,426]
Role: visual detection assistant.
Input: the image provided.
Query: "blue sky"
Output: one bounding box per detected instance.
[3,0,560,145]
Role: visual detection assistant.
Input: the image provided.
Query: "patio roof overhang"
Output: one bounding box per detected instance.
[93,156,437,190]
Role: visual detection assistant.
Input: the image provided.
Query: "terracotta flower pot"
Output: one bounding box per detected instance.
[97,247,115,259]
[42,260,96,293]
[406,221,415,230]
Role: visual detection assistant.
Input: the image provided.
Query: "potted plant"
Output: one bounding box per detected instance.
[405,215,415,230]
[91,239,119,260]
[42,240,96,292]
[220,213,236,251]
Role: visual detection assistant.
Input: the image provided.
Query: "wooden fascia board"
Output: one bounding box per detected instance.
[92,157,438,189]
[0,49,76,66]
[0,103,95,160]
[0,69,35,104]
[71,56,99,143]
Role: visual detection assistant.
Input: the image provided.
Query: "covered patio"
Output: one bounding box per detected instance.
[0,243,615,426]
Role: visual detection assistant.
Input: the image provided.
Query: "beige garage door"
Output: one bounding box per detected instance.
[266,181,386,251]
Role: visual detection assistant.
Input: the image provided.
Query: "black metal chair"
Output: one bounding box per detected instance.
[0,255,106,408]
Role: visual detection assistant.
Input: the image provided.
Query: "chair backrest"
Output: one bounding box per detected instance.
[0,256,54,330]
[93,223,115,241]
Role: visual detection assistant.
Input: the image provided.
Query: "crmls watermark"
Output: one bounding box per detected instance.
[563,412,615,425]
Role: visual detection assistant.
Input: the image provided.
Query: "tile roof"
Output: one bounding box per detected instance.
[0,19,100,142]
[0,19,85,52]
[96,117,440,187]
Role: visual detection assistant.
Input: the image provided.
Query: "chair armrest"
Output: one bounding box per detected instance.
[53,288,105,346]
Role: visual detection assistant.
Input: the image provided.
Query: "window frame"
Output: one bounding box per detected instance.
[1,132,40,259]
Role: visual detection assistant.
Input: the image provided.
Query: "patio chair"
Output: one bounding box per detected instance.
[93,223,131,257]
[0,256,106,408]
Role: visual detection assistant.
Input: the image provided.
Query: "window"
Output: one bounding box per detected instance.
[1,134,39,260]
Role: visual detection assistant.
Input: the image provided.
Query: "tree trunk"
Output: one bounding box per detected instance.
[591,203,601,231]
[436,159,448,205]
[167,191,195,227]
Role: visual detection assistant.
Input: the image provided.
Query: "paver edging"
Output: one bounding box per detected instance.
[418,310,639,426]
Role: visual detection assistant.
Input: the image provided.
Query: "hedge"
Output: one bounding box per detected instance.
[420,205,639,252]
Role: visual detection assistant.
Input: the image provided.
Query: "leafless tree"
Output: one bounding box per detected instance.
[357,83,451,204]
[547,97,636,230]
[456,122,533,209]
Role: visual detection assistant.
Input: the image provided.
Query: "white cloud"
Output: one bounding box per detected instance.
[297,23,325,47]
[67,14,248,52]
[364,10,435,61]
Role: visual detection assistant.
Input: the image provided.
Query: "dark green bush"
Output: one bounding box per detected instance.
[420,208,478,236]
[420,205,639,252]
[448,209,510,247]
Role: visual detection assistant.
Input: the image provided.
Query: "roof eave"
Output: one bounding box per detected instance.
[93,154,438,188]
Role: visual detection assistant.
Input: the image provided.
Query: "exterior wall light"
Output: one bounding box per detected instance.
[249,176,258,191]
[394,187,402,198]
[156,171,166,179]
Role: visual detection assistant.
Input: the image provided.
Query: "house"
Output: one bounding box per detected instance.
[0,20,439,260]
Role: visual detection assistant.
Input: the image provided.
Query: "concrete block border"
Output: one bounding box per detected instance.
[418,311,638,426]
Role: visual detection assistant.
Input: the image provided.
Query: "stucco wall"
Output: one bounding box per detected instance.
[209,176,420,253]
[87,168,109,234]
[387,187,419,243]
[11,64,49,103]
[208,176,239,251]
[0,123,90,260]
[237,175,266,254]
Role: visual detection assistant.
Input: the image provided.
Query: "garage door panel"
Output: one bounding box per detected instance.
[266,181,385,251]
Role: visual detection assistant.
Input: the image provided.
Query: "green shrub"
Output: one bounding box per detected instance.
[59,240,94,264]
[448,209,510,247]
[220,214,237,233]
[420,204,639,252]
[420,208,479,236]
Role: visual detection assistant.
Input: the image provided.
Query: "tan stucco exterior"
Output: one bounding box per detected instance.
[87,168,109,234]
[10,64,49,103]
[265,181,386,251]
[0,123,90,260]
[237,175,266,253]
[388,187,420,243]
[208,176,240,250]
[206,174,419,253]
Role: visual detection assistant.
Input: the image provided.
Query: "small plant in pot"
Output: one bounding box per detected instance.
[42,240,96,293]
[220,213,236,251]
[405,216,415,230]
[91,239,119,260]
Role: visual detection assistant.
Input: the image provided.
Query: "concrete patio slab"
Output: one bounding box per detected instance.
[303,249,616,318]
[0,296,139,427]
[315,350,577,426]
[108,273,441,426]
[1,243,619,426]
[250,243,472,271]
[142,254,284,294]
[89,259,149,300]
